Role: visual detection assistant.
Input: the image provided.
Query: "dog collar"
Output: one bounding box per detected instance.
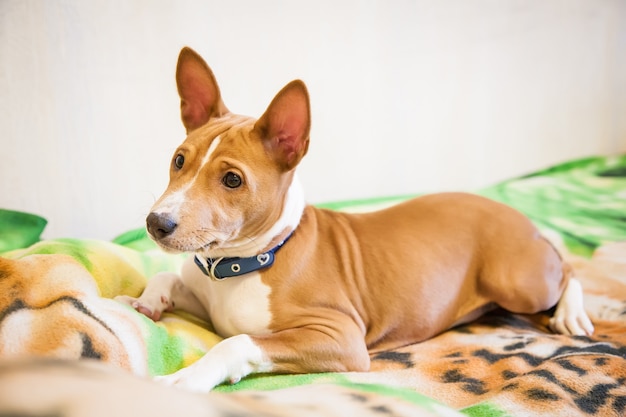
[194,231,294,281]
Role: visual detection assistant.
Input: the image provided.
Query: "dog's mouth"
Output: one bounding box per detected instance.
[197,240,220,253]
[190,240,223,253]
[150,234,222,255]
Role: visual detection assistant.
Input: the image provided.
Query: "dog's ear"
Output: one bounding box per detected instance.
[176,47,229,133]
[254,80,311,171]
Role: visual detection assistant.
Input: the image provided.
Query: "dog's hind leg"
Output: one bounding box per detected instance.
[548,277,594,336]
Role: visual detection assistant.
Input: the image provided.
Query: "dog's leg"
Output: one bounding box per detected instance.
[548,278,594,336]
[156,321,369,392]
[115,272,208,322]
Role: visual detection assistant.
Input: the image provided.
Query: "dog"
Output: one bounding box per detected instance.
[117,46,594,393]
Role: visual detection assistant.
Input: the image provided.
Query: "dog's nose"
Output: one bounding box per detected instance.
[146,212,177,239]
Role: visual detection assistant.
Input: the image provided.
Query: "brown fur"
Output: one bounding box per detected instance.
[251,195,568,373]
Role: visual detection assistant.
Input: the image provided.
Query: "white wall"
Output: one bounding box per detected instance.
[1,0,625,240]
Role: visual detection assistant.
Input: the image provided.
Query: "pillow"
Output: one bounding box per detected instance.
[0,209,47,253]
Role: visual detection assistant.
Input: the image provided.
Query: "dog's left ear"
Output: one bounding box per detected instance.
[254,80,311,171]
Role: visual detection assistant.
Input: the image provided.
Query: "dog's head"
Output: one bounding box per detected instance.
[147,47,310,257]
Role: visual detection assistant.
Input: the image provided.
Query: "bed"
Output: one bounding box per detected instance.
[1,155,625,416]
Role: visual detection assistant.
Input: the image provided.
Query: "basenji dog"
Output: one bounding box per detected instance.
[117,47,594,392]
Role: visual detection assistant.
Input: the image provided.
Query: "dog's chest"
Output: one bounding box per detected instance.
[185,267,273,337]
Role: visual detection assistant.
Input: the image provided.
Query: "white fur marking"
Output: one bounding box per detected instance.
[153,189,187,214]
[194,136,222,183]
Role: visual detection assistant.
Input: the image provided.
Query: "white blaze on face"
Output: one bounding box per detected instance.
[151,137,222,217]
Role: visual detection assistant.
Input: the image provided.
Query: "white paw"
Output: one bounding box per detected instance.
[153,334,272,393]
[548,312,594,336]
[154,365,224,393]
[549,278,594,336]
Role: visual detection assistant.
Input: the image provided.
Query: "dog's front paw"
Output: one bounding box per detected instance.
[115,294,171,321]
[154,334,272,393]
[154,361,227,393]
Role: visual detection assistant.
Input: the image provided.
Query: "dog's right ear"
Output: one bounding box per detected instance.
[176,47,229,133]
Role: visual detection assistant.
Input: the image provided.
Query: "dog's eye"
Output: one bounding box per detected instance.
[174,154,184,169]
[222,172,242,189]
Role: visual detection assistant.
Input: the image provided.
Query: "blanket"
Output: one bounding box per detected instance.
[1,155,625,416]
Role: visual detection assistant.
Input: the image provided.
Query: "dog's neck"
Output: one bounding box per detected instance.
[194,229,295,280]
[202,174,306,260]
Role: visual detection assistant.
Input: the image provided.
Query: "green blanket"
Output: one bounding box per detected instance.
[2,155,626,416]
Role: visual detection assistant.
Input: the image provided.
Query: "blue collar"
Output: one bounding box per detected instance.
[194,231,294,281]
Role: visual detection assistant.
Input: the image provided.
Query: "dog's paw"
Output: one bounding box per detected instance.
[115,294,171,321]
[549,279,594,336]
[154,358,228,393]
[548,311,594,336]
[153,334,272,393]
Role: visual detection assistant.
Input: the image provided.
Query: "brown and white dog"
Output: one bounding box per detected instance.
[117,47,594,392]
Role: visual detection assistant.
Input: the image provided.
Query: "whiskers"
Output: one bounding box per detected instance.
[187,227,222,252]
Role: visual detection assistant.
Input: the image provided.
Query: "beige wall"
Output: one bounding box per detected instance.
[1,0,625,240]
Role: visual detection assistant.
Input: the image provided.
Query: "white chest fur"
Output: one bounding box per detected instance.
[181,257,273,338]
